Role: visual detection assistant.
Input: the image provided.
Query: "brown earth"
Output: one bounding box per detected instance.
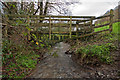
[28,41,120,78]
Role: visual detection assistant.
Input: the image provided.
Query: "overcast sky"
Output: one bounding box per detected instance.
[1,0,120,17]
[69,0,120,17]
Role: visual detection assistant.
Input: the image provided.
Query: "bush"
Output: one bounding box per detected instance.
[76,43,117,64]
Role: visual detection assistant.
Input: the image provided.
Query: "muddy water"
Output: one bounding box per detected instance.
[30,42,88,78]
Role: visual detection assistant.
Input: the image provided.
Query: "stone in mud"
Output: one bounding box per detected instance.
[98,72,103,76]
[65,50,73,54]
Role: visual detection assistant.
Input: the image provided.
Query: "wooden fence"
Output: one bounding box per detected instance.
[2,9,117,41]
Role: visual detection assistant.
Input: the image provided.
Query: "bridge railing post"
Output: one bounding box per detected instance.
[49,16,51,40]
[76,23,79,43]
[90,17,94,33]
[59,19,61,40]
[34,16,37,31]
[76,23,78,37]
[69,16,72,38]
[27,15,31,41]
[109,9,113,33]
[5,15,8,38]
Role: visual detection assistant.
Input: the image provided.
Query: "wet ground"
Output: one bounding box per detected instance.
[30,42,90,78]
[30,42,120,78]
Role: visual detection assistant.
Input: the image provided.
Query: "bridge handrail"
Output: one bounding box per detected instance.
[7,14,95,18]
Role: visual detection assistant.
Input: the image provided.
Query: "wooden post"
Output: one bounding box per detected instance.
[82,21,85,34]
[34,16,37,31]
[59,19,61,40]
[118,5,120,43]
[53,35,54,40]
[109,9,113,33]
[59,35,60,40]
[5,15,8,38]
[90,17,94,33]
[27,16,30,40]
[69,16,72,38]
[49,16,51,40]
[62,35,64,40]
[76,23,79,43]
[34,27,37,31]
[76,24,78,37]
[37,16,39,39]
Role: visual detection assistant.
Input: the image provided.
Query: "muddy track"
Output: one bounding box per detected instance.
[29,42,120,78]
[30,42,90,78]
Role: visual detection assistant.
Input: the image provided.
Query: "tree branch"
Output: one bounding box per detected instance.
[43,0,49,15]
[33,6,40,15]
[1,2,10,10]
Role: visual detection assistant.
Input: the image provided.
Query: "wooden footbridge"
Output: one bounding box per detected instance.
[2,9,115,42]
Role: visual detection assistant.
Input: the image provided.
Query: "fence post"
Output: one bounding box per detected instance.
[27,15,30,40]
[53,35,54,40]
[62,35,64,40]
[59,35,60,40]
[59,19,61,40]
[76,23,79,44]
[90,17,94,32]
[49,16,51,40]
[34,16,37,31]
[109,9,113,33]
[5,15,8,38]
[118,4,120,43]
[76,24,78,37]
[83,22,86,34]
[69,16,72,38]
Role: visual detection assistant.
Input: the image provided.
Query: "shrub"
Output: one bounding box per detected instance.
[76,43,117,64]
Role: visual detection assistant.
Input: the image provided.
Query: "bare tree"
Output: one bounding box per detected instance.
[1,0,80,16]
[33,0,80,16]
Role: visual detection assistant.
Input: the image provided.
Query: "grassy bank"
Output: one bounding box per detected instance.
[94,22,120,34]
[3,53,40,78]
[69,32,118,67]
[67,32,119,78]
[2,34,53,78]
